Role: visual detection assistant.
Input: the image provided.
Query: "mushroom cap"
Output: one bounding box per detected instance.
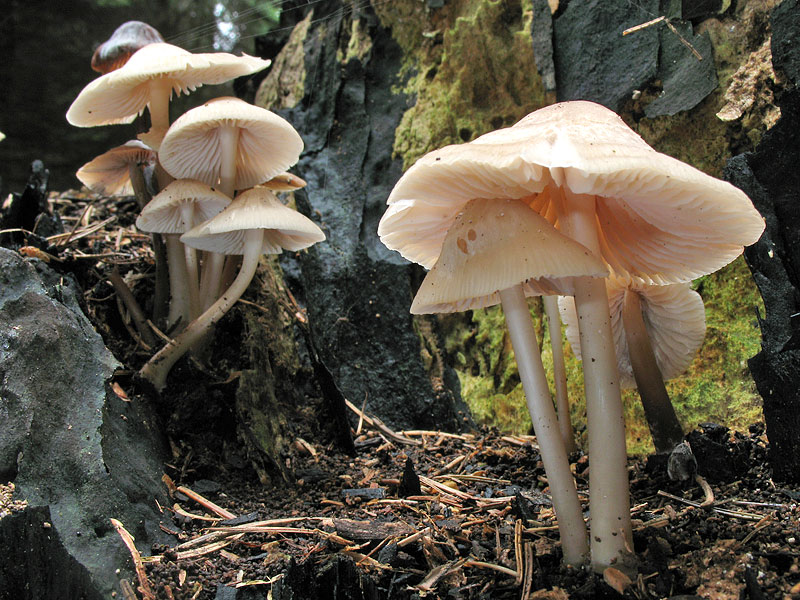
[558,278,706,389]
[259,172,307,192]
[158,97,304,191]
[76,140,155,195]
[136,179,231,234]
[91,21,165,74]
[411,198,607,313]
[379,101,765,284]
[180,187,325,255]
[67,43,270,127]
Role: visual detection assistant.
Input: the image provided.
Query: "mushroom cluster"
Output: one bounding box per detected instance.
[67,24,325,391]
[378,100,764,570]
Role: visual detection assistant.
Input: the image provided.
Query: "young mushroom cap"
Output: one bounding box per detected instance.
[410,197,606,314]
[158,97,304,194]
[180,187,325,254]
[91,21,165,74]
[379,100,765,283]
[76,140,156,195]
[560,278,706,389]
[136,179,231,234]
[67,43,270,129]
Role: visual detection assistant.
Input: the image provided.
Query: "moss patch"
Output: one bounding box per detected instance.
[376,0,547,168]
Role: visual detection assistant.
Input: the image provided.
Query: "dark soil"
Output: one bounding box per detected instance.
[7,191,800,600]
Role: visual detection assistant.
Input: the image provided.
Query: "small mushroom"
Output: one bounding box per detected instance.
[67,43,270,148]
[139,187,325,391]
[136,180,231,324]
[76,140,156,203]
[91,21,165,74]
[560,278,705,454]
[158,96,304,307]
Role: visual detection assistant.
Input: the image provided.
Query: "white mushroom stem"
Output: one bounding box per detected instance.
[164,233,191,329]
[621,290,685,454]
[559,188,633,571]
[140,229,263,391]
[217,124,241,198]
[199,252,226,310]
[147,78,173,134]
[198,123,240,308]
[543,295,576,454]
[179,202,201,319]
[499,284,588,566]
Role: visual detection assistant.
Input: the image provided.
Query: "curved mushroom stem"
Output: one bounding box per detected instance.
[543,295,577,454]
[140,229,263,391]
[499,284,588,566]
[559,188,633,572]
[622,289,685,454]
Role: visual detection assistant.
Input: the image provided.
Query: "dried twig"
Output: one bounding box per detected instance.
[111,518,155,600]
[176,485,236,520]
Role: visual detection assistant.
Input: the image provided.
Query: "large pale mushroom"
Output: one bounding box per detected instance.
[67,43,270,148]
[139,188,325,391]
[158,96,304,307]
[378,100,764,570]
[560,278,706,454]
[407,196,607,565]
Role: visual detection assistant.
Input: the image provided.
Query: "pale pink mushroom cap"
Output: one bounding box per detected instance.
[180,187,325,255]
[559,278,706,388]
[136,179,231,234]
[67,43,270,127]
[411,197,606,313]
[158,97,303,192]
[379,101,765,285]
[76,140,155,195]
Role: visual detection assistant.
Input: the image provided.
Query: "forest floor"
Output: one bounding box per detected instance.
[4,190,800,600]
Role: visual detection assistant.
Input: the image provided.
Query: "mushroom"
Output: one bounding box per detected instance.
[136,179,231,324]
[76,140,156,206]
[139,187,325,390]
[560,278,706,454]
[67,43,270,148]
[378,101,764,570]
[406,196,607,565]
[91,21,164,74]
[158,96,304,307]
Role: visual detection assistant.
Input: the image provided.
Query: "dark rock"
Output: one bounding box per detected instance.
[531,0,556,92]
[398,457,422,497]
[685,430,746,482]
[0,248,169,597]
[666,441,697,482]
[643,20,717,118]
[277,3,469,431]
[681,0,724,20]
[552,0,716,116]
[272,555,382,600]
[0,506,102,600]
[771,0,800,86]
[725,83,800,482]
[0,160,62,250]
[553,0,659,111]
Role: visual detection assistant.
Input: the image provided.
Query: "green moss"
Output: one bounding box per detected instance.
[377,0,547,168]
